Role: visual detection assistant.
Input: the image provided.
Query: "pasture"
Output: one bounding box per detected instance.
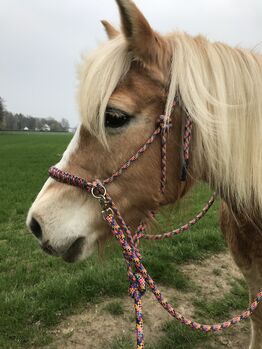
[0,132,249,348]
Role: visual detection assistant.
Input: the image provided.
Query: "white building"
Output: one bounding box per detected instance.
[41,124,51,132]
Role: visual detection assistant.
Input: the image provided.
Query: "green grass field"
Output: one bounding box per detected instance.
[0,132,248,349]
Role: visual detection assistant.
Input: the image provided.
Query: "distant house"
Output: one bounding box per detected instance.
[41,124,50,132]
[23,127,29,131]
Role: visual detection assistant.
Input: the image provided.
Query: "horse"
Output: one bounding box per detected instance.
[26,0,262,348]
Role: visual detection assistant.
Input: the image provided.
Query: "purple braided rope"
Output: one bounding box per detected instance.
[49,167,93,192]
[128,270,146,349]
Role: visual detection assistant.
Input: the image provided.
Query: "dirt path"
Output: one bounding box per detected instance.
[41,252,251,349]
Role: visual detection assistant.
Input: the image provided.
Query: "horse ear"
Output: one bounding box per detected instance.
[115,0,163,64]
[101,20,120,39]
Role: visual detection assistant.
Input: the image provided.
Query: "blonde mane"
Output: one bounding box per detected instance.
[78,32,262,211]
[166,33,262,212]
[77,36,131,144]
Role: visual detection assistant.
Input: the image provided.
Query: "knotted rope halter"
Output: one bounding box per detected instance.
[49,102,262,349]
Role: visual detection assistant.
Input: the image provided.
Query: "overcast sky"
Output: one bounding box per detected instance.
[0,0,261,127]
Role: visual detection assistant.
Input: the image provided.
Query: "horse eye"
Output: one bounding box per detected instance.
[105,108,131,129]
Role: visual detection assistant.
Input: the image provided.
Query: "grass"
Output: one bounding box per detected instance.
[148,322,210,349]
[103,301,125,316]
[0,132,247,349]
[109,335,134,349]
[194,278,249,321]
[213,268,222,276]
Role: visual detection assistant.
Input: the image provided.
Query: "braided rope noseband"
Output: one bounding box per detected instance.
[48,104,262,349]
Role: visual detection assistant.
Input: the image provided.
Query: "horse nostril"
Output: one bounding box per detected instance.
[30,218,42,240]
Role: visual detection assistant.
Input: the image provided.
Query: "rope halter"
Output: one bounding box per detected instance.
[48,102,262,349]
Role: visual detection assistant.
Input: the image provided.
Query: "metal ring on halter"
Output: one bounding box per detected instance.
[91,184,107,199]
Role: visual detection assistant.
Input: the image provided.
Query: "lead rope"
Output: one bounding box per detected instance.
[109,192,216,349]
[103,207,262,349]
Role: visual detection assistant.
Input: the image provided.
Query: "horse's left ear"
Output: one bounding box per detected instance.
[101,20,120,39]
[115,0,164,64]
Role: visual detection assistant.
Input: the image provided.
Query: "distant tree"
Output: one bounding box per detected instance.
[0,102,67,132]
[61,118,69,132]
[27,116,36,130]
[46,117,63,132]
[16,113,25,130]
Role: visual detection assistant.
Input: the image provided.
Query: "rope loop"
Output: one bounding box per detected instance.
[129,273,146,299]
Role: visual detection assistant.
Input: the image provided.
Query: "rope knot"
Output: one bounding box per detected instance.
[159,115,172,133]
[129,273,146,299]
[159,115,172,193]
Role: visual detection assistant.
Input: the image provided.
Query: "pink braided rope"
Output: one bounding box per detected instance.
[102,108,174,190]
[183,114,193,162]
[159,115,172,193]
[103,126,162,186]
[181,112,193,181]
[140,194,216,241]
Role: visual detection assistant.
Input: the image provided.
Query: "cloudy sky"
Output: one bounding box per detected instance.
[0,0,261,127]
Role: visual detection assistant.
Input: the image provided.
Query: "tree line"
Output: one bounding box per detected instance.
[0,97,70,132]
